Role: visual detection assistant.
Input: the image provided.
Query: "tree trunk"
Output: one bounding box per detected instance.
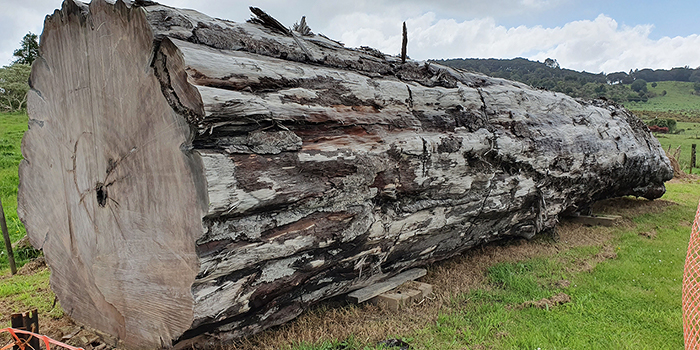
[18,0,673,348]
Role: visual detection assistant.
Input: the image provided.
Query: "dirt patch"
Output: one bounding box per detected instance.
[668,176,700,184]
[554,279,571,288]
[639,229,658,239]
[16,257,46,275]
[564,245,619,274]
[596,245,618,260]
[0,309,113,350]
[517,293,571,310]
[591,197,676,222]
[0,264,115,350]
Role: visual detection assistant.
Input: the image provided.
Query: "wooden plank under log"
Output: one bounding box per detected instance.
[348,268,427,304]
[11,310,39,350]
[569,215,623,227]
[369,281,433,311]
[18,0,673,348]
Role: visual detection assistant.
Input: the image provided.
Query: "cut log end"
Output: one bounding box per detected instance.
[20,0,206,346]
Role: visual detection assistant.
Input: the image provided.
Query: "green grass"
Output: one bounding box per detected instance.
[0,112,28,269]
[625,81,700,113]
[291,182,698,350]
[290,337,396,350]
[653,121,700,174]
[0,269,62,319]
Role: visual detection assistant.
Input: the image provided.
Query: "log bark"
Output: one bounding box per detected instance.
[18,0,673,348]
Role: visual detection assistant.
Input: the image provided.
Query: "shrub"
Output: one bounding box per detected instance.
[0,63,31,111]
[631,79,648,93]
[645,118,677,133]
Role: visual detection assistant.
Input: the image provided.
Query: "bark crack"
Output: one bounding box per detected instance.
[476,87,490,124]
[153,43,204,124]
[464,179,495,241]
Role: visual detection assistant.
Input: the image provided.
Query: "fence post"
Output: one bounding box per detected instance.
[692,144,697,175]
[11,310,39,350]
[0,198,17,275]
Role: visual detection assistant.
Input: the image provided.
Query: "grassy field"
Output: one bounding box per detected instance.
[625,81,700,114]
[270,183,696,350]
[1,111,699,349]
[0,112,28,269]
[653,121,700,175]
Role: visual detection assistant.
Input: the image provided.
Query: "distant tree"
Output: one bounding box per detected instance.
[631,79,648,93]
[0,63,31,111]
[651,82,657,88]
[607,71,633,84]
[691,70,700,83]
[594,84,607,95]
[12,32,39,65]
[544,58,560,69]
[662,90,667,96]
[634,69,659,82]
[669,67,693,81]
[435,57,700,103]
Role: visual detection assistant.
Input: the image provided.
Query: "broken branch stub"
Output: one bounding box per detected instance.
[19,0,673,348]
[401,21,408,63]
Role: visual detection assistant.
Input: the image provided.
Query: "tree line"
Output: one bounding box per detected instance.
[435,57,700,103]
[2,33,700,112]
[0,33,37,112]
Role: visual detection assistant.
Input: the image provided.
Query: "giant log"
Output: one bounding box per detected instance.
[18,0,673,348]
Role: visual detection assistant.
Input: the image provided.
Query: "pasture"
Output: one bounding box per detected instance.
[625,81,700,114]
[0,111,698,349]
[652,121,700,174]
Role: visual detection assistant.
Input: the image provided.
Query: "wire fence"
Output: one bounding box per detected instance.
[0,328,83,350]
[683,200,700,349]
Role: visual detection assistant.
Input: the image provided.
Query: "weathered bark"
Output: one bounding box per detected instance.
[18,0,673,348]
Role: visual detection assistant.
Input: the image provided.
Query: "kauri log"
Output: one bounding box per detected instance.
[18,0,673,348]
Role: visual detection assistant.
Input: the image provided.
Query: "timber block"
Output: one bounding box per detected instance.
[569,215,622,227]
[371,289,422,311]
[348,268,426,304]
[369,281,434,311]
[405,281,433,298]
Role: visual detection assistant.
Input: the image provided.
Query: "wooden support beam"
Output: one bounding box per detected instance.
[569,215,622,227]
[371,289,421,311]
[0,198,16,275]
[406,281,433,297]
[348,268,426,304]
[401,21,407,64]
[11,309,39,350]
[369,281,433,311]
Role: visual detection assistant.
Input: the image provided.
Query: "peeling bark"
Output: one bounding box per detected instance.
[19,1,673,348]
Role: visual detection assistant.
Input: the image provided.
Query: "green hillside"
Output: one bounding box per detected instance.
[625,81,700,113]
[438,58,700,106]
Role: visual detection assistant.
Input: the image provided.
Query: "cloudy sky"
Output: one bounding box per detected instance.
[1,0,699,74]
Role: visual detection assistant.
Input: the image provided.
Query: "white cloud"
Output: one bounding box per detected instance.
[323,12,700,73]
[1,0,698,74]
[0,0,58,66]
